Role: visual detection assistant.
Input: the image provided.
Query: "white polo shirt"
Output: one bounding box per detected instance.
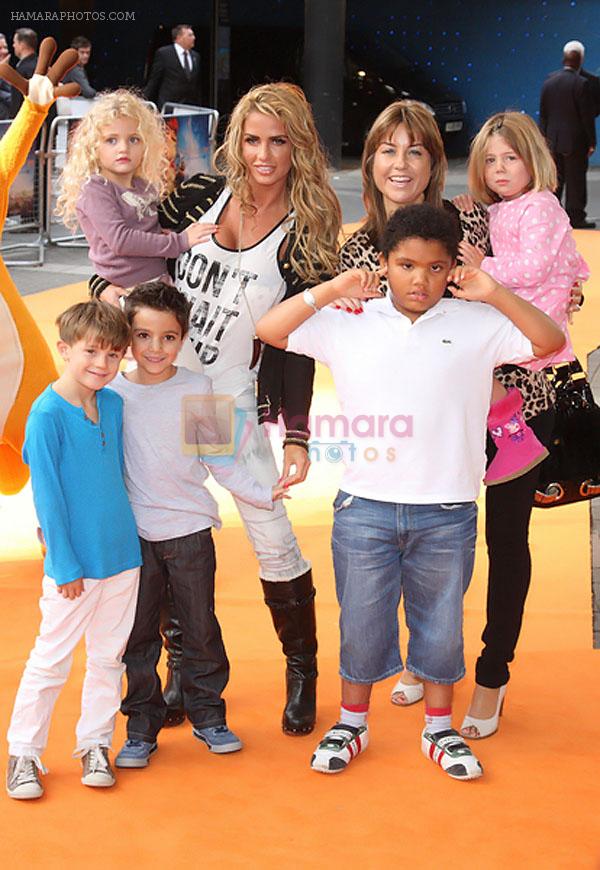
[286,295,534,504]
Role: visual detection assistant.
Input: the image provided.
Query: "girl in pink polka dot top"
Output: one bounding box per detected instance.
[460,111,589,484]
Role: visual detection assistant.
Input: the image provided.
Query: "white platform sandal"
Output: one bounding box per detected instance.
[390,675,424,706]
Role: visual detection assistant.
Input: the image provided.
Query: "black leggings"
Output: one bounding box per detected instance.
[475,407,556,689]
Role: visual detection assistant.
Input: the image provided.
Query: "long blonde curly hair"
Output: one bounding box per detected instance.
[214,82,340,284]
[57,90,171,231]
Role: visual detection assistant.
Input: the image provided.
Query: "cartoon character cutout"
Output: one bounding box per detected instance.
[0,38,79,494]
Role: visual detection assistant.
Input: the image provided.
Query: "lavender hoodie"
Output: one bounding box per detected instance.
[76,175,189,287]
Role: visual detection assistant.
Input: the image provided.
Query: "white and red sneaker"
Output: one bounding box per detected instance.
[421,728,483,780]
[310,723,369,774]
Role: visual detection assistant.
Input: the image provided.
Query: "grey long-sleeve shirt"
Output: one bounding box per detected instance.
[109,367,273,541]
[63,64,97,99]
[76,174,189,288]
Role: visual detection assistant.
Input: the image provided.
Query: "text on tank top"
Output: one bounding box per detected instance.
[174,188,289,396]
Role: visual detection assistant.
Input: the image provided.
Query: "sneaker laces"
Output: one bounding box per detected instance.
[83,745,110,773]
[13,755,47,785]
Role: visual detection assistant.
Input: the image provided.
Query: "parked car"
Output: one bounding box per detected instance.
[228,26,467,154]
[343,42,466,153]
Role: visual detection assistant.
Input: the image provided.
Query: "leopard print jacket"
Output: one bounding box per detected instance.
[339,200,554,420]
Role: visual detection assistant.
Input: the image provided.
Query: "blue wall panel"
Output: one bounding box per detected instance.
[347,0,600,161]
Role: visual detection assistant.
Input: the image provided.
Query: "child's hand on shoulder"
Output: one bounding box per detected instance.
[57,578,84,599]
[184,222,219,248]
[331,268,383,302]
[272,483,291,502]
[448,265,500,303]
[458,240,485,268]
[452,193,475,213]
[100,284,128,307]
[567,279,584,323]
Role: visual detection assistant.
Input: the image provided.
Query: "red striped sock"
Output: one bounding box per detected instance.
[425,706,452,733]
[340,703,369,728]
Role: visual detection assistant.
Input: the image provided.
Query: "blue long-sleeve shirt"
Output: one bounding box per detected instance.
[23,385,141,585]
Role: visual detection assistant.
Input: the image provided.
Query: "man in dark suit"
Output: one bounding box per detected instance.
[144,24,201,111]
[573,38,600,118]
[540,41,596,229]
[10,28,38,118]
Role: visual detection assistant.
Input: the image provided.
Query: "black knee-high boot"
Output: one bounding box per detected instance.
[160,583,185,727]
[261,570,318,735]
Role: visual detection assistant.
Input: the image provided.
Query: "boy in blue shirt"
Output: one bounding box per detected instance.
[6,301,142,800]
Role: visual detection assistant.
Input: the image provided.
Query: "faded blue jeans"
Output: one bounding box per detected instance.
[331,492,477,685]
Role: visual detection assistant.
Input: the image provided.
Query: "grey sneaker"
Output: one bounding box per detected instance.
[6,755,46,800]
[80,746,115,788]
[115,739,158,768]
[193,725,243,754]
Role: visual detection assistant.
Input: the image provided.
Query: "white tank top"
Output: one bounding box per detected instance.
[175,187,289,397]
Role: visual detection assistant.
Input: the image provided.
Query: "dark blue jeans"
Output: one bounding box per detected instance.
[122,529,229,740]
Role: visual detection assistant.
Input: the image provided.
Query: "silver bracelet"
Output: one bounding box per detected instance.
[302,288,319,313]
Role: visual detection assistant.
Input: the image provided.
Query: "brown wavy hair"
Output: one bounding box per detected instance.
[361,100,447,242]
[214,82,340,283]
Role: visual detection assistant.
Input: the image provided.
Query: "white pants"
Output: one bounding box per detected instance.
[232,392,310,582]
[7,568,140,757]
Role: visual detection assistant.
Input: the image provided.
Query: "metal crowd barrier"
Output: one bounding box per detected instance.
[44,98,95,247]
[162,101,219,145]
[0,119,46,266]
[2,100,219,265]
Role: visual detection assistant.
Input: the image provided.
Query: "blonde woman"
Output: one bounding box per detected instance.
[91,82,341,738]
[57,89,210,290]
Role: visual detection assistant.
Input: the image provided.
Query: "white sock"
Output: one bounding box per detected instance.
[424,706,452,733]
[339,704,369,728]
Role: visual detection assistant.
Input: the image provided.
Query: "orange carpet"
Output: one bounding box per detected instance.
[1,234,599,868]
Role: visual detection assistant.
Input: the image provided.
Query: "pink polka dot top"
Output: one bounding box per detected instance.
[482,189,589,370]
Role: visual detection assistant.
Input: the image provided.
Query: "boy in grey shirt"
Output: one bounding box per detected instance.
[110,282,286,767]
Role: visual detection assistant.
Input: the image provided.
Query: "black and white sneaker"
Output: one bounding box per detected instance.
[310,723,369,774]
[421,728,483,780]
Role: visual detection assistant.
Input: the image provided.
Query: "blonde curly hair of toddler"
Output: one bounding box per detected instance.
[56,89,171,230]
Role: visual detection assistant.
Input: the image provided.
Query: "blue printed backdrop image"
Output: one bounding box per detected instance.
[346,0,600,163]
[7,0,599,159]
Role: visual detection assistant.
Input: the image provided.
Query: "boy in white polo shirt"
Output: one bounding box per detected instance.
[256,204,564,781]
